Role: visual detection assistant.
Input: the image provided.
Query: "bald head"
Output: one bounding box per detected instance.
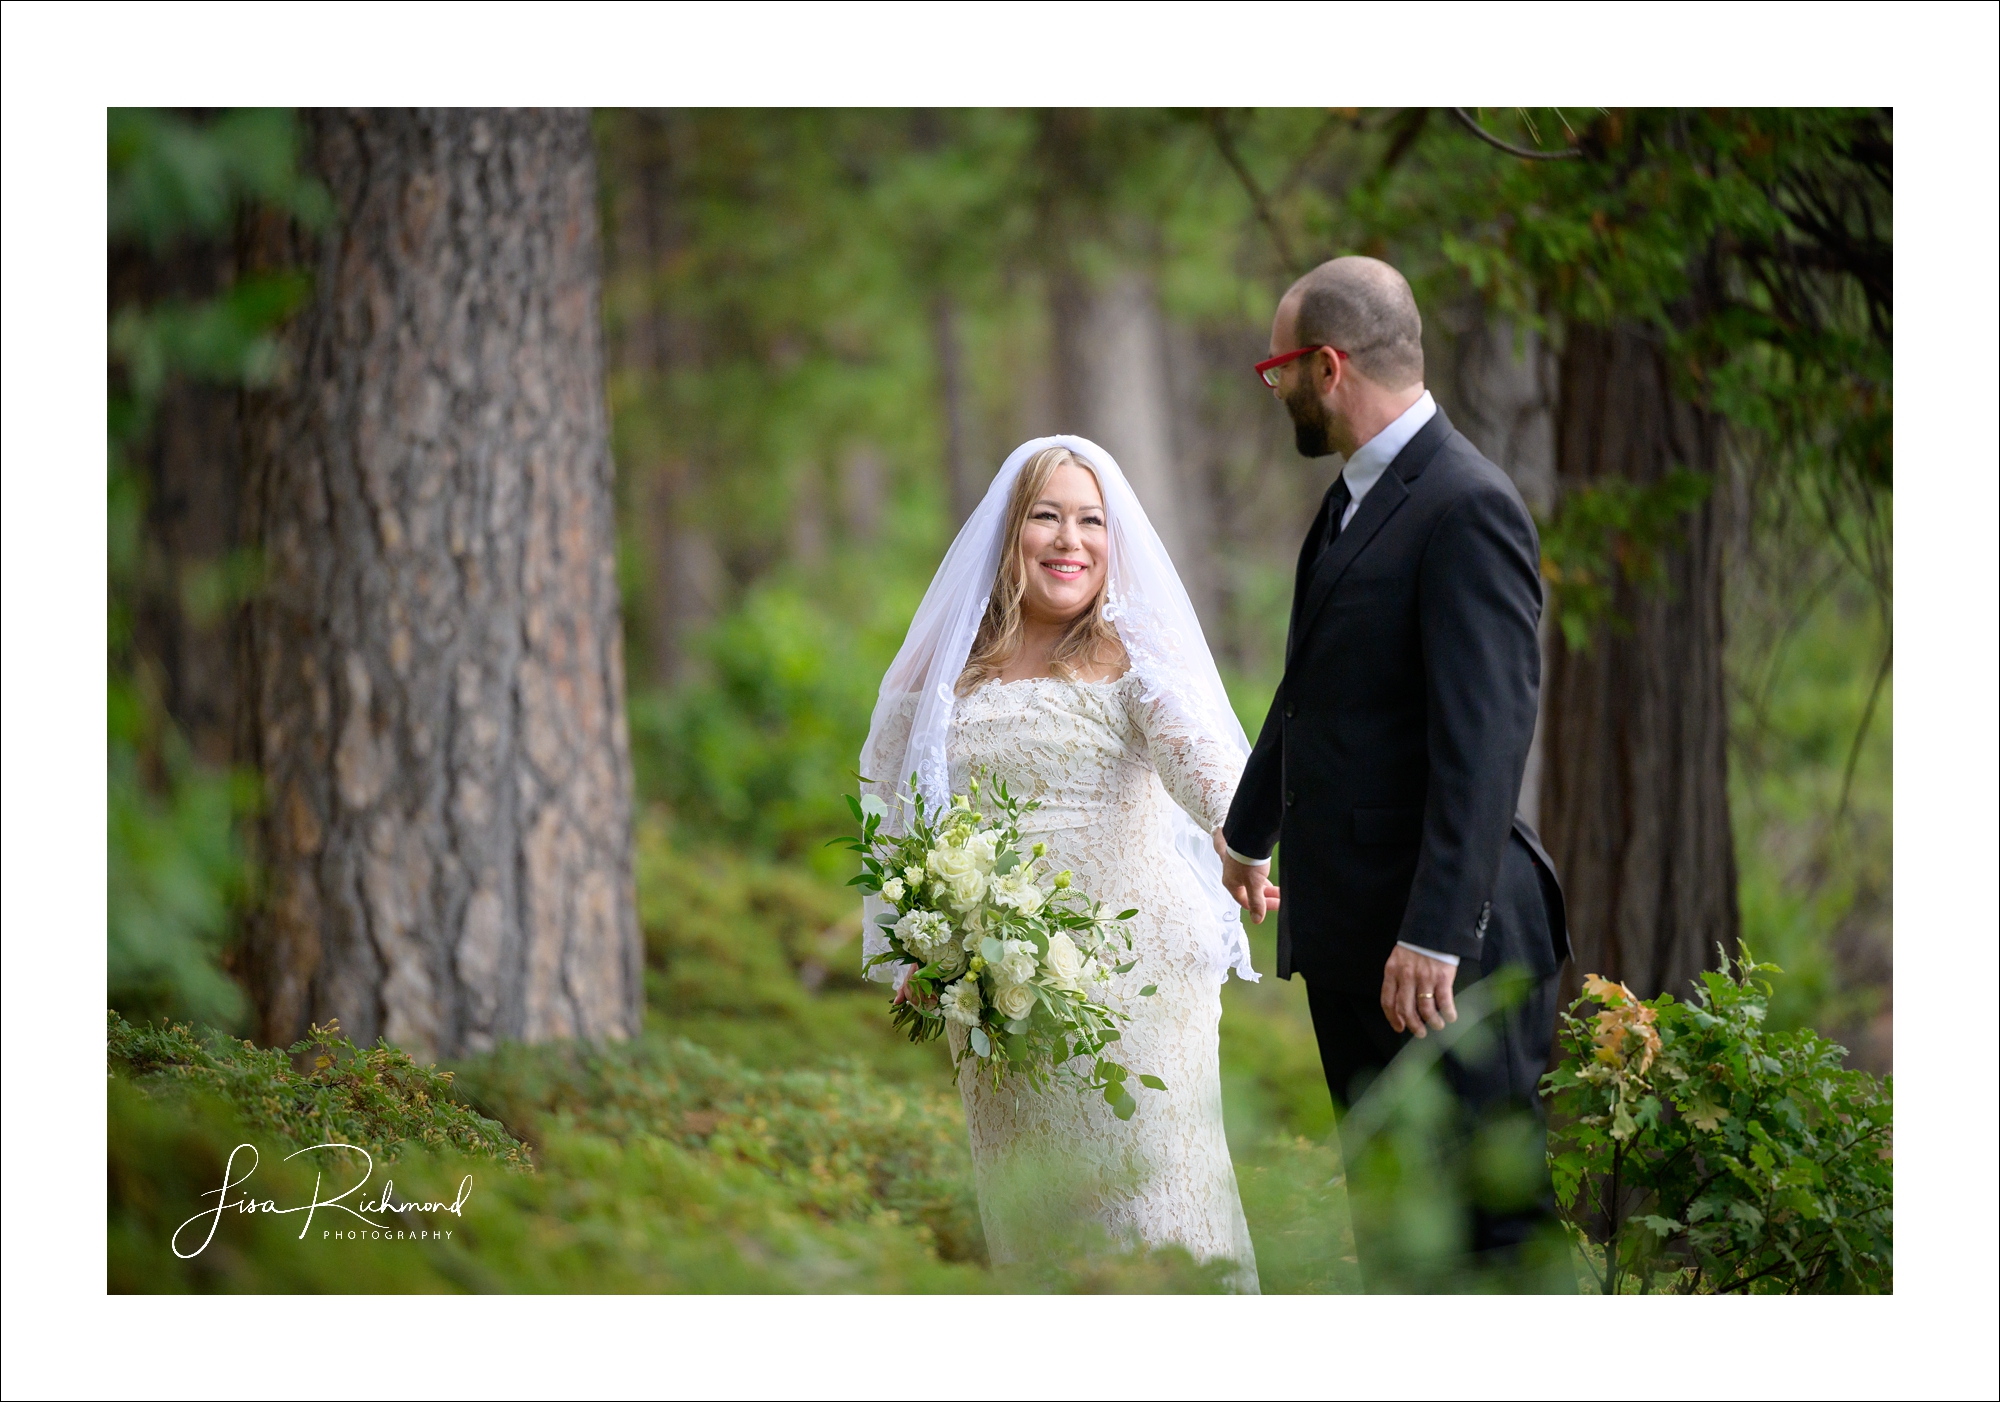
[1280,256,1424,391]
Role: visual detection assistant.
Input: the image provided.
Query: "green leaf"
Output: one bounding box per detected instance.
[1138,984,1157,997]
[1137,1074,1167,1091]
[858,794,887,820]
[1111,1092,1137,1121]
[1116,909,1138,920]
[969,1027,991,1058]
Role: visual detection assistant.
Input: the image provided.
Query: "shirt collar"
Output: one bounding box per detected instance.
[1341,390,1436,506]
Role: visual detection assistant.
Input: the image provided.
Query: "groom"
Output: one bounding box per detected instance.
[1216,256,1571,1286]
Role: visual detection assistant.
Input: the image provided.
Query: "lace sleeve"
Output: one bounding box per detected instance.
[860,690,920,821]
[1122,674,1245,834]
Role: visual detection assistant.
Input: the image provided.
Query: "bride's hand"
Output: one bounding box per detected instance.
[1213,827,1281,923]
[891,964,936,1008]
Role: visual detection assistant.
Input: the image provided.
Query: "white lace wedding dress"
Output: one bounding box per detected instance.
[935,672,1260,1290]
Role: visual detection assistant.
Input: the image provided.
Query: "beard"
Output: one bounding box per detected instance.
[1284,378,1335,457]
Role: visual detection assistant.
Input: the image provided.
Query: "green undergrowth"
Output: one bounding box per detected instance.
[454,1031,986,1264]
[109,1011,1229,1293]
[634,809,957,1084]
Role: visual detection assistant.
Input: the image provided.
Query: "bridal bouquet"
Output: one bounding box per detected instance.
[842,773,1163,1119]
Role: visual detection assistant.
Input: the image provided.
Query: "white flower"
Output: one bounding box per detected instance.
[991,938,1038,989]
[927,842,987,909]
[989,870,1046,916]
[940,978,984,1028]
[1042,931,1084,988]
[903,865,924,889]
[931,942,968,979]
[994,982,1036,1022]
[966,829,1002,873]
[880,877,906,904]
[894,909,956,964]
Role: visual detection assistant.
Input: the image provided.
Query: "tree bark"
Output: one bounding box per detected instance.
[242,108,642,1057]
[1543,322,1739,1002]
[1426,309,1558,826]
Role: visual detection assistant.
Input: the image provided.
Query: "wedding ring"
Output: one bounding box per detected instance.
[1418,993,1433,1001]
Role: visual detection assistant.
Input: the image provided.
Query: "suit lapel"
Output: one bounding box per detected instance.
[1284,482,1341,665]
[1289,407,1456,650]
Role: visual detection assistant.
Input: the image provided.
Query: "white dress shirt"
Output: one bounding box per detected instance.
[1225,391,1462,967]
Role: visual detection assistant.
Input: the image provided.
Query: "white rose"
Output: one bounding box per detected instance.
[966,829,1002,873]
[990,870,1046,916]
[993,982,1036,1022]
[903,865,924,889]
[1042,931,1084,987]
[926,843,987,910]
[880,877,905,904]
[940,978,984,1028]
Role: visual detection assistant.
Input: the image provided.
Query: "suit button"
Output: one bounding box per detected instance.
[1284,700,1296,718]
[1285,790,1296,807]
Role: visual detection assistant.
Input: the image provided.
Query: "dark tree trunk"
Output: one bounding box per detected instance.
[600,109,715,689]
[933,293,983,527]
[111,236,253,771]
[243,108,642,1057]
[1543,322,1739,1002]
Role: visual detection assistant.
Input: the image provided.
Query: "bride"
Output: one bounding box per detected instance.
[861,436,1262,1291]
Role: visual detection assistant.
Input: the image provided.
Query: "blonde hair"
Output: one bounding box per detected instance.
[956,447,1127,696]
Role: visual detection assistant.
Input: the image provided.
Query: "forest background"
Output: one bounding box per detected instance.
[104,105,1892,1292]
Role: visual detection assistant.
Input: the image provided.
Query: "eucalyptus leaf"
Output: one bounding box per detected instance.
[858,793,888,820]
[1138,1073,1167,1090]
[969,1027,991,1057]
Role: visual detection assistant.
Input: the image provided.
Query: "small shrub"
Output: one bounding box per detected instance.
[1542,951,1892,1293]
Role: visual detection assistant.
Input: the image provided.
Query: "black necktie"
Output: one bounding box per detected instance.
[1317,476,1352,563]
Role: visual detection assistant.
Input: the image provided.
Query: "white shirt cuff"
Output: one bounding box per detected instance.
[1223,842,1270,868]
[1397,940,1461,968]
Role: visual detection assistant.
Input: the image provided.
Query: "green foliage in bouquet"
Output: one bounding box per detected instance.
[1541,952,1892,1294]
[842,773,1162,1119]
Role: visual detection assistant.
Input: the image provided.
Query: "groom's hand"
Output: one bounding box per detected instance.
[1213,827,1281,923]
[1381,945,1457,1037]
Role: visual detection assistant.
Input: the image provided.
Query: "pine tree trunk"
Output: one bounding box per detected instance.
[242,108,642,1057]
[1543,322,1740,1002]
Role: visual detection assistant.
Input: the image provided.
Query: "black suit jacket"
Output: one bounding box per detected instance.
[1224,406,1570,988]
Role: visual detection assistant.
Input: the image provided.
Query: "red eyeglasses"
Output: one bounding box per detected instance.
[1254,345,1347,387]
